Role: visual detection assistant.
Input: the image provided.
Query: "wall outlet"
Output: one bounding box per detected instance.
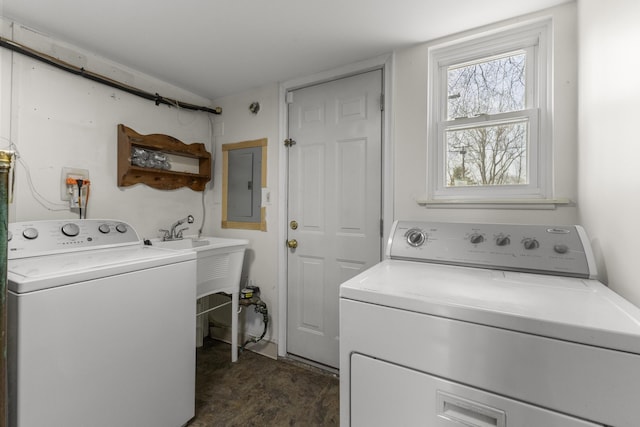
[61,167,90,208]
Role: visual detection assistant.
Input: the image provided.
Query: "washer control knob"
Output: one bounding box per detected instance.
[554,244,569,254]
[98,224,111,234]
[469,233,484,244]
[23,227,38,240]
[405,228,426,247]
[61,223,80,237]
[496,236,510,246]
[523,238,539,250]
[115,223,128,233]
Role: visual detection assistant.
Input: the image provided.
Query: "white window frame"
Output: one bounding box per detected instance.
[426,19,552,205]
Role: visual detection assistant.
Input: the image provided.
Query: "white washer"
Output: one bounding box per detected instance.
[7,219,197,427]
[340,221,640,427]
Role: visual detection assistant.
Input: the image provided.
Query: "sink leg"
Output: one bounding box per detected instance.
[231,291,238,362]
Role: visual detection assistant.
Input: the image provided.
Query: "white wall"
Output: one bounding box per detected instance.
[393,2,579,225]
[208,84,281,356]
[1,20,214,238]
[578,0,640,306]
[1,18,282,357]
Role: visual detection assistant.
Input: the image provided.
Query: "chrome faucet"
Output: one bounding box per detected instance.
[159,215,194,241]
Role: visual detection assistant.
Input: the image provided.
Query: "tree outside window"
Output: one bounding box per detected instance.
[446,52,528,187]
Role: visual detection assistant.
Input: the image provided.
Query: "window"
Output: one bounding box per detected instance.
[427,20,551,204]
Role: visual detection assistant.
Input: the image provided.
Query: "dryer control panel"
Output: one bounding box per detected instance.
[388,221,597,279]
[7,219,141,259]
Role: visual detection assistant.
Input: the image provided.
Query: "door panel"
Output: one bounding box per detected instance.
[300,143,325,229]
[337,138,367,230]
[299,255,324,331]
[351,354,602,427]
[286,70,382,368]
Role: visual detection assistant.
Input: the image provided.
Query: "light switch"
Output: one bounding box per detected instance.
[261,188,271,206]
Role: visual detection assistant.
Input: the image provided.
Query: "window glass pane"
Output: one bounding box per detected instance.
[447,52,526,120]
[445,120,528,187]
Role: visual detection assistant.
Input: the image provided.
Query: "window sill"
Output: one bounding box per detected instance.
[416,198,573,210]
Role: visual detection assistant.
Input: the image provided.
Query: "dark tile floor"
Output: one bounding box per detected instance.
[187,339,340,426]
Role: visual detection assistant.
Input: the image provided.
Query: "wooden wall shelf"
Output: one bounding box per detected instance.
[117,124,211,191]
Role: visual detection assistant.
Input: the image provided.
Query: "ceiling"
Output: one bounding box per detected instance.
[2,0,572,100]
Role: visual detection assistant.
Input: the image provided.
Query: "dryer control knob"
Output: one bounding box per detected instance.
[61,223,80,237]
[98,224,111,234]
[115,223,128,233]
[405,229,426,247]
[469,233,484,244]
[554,244,569,254]
[523,238,539,250]
[23,227,38,240]
[496,236,511,246]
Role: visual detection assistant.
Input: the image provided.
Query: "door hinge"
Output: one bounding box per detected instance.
[380,218,384,238]
[380,93,384,112]
[284,138,296,147]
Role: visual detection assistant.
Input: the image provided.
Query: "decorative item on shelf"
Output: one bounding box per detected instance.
[117,124,212,191]
[130,146,171,170]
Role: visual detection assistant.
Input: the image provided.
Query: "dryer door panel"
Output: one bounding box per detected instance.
[350,353,602,427]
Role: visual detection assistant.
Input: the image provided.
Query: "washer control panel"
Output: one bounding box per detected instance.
[389,221,596,278]
[8,219,140,259]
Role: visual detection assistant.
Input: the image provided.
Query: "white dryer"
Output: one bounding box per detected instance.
[7,219,197,427]
[340,221,640,427]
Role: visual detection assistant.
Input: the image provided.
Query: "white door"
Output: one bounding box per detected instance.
[286,70,383,368]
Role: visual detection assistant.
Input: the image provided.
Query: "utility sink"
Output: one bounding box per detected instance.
[149,236,249,298]
[149,235,248,362]
[152,236,241,251]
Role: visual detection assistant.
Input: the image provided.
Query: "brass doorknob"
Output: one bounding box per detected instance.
[287,239,298,249]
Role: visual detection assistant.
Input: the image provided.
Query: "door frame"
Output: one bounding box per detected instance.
[277,54,395,359]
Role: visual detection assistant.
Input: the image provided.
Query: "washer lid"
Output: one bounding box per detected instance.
[339,259,640,354]
[8,246,196,293]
